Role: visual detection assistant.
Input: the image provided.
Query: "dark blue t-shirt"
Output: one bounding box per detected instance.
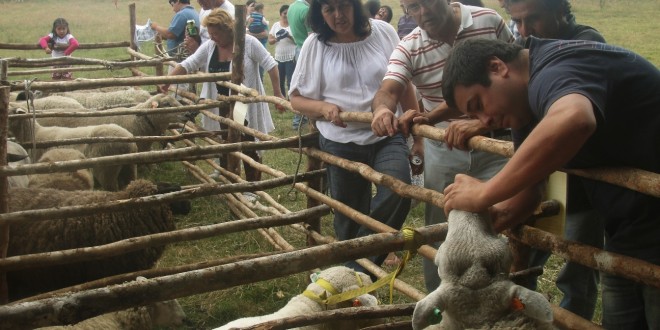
[514,37,660,172]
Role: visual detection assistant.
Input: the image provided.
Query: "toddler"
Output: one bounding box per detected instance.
[39,18,79,80]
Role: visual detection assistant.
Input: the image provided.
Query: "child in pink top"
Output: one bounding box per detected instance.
[39,18,79,80]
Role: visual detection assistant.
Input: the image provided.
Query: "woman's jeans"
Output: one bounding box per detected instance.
[319,134,411,276]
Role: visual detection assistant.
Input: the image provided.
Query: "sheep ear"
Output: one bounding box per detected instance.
[11,107,27,115]
[508,285,553,323]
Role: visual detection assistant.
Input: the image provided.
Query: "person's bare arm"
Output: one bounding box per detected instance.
[443,93,597,221]
[151,22,176,40]
[268,32,277,45]
[371,79,406,136]
[413,101,463,126]
[248,30,269,40]
[290,90,346,127]
[444,118,491,150]
[159,64,188,93]
[489,182,545,232]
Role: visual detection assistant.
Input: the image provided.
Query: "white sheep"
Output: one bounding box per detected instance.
[28,148,94,191]
[6,180,190,301]
[6,141,31,188]
[11,95,84,110]
[55,88,152,109]
[37,94,185,152]
[215,266,379,330]
[412,210,553,330]
[8,106,138,191]
[36,277,186,330]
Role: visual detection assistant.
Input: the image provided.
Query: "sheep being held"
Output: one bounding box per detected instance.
[215,266,379,330]
[412,210,553,330]
[6,180,190,301]
[8,106,138,191]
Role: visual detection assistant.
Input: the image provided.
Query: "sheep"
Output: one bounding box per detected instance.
[412,210,553,330]
[8,105,138,191]
[36,94,185,152]
[54,88,152,109]
[36,277,187,330]
[28,148,94,191]
[6,179,191,301]
[6,141,31,188]
[215,266,379,330]
[11,95,84,110]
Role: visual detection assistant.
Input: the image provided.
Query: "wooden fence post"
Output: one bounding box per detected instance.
[226,5,246,177]
[129,4,137,53]
[0,70,10,303]
[305,128,323,246]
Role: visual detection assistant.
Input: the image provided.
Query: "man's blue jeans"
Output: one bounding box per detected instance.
[601,270,660,329]
[319,134,411,275]
[525,207,603,320]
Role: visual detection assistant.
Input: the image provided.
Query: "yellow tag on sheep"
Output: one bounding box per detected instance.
[324,228,421,306]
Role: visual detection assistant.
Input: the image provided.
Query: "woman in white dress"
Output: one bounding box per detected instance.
[163,8,284,182]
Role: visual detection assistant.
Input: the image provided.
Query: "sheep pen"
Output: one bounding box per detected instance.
[1,1,659,328]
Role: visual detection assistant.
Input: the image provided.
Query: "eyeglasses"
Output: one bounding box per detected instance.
[403,0,435,15]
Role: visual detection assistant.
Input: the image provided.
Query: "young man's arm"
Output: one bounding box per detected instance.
[443,93,597,228]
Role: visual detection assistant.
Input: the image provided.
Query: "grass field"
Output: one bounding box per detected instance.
[1,0,658,328]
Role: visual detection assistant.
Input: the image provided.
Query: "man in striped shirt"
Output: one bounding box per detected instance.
[370,0,513,292]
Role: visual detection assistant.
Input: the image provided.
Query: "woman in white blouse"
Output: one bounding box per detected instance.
[289,0,416,277]
[163,8,284,182]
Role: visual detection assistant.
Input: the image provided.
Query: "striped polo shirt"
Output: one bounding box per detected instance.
[385,3,514,114]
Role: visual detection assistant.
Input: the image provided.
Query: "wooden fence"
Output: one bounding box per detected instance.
[0,3,659,329]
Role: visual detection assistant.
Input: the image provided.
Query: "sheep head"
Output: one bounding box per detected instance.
[412,210,553,330]
[7,106,35,143]
[305,266,377,309]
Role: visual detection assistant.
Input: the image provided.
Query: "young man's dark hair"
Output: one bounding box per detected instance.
[442,39,522,109]
[504,0,571,19]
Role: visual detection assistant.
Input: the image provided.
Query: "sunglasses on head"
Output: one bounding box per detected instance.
[169,0,178,5]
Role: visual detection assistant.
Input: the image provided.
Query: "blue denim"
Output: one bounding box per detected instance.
[278,60,295,96]
[525,207,602,320]
[422,138,508,291]
[525,174,604,319]
[601,271,660,329]
[292,113,308,129]
[582,176,660,328]
[319,134,411,276]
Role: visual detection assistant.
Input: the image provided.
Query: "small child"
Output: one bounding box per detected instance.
[39,18,79,80]
[247,3,268,46]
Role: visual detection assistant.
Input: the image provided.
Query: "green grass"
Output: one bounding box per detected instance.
[1,0,656,327]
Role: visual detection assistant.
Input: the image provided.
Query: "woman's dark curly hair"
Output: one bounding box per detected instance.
[307,0,371,44]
